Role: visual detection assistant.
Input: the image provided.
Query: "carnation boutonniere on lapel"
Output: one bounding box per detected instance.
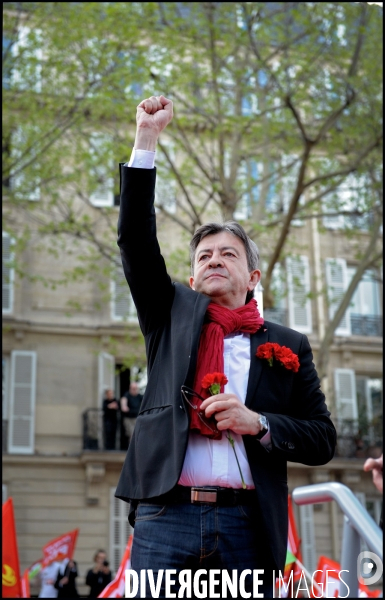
[256,342,300,373]
[202,372,247,489]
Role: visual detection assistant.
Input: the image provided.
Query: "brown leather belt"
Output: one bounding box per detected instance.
[142,485,257,506]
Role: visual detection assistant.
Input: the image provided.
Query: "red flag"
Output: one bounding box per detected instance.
[312,555,381,598]
[2,498,22,598]
[98,535,133,598]
[277,495,303,597]
[21,569,30,598]
[41,529,79,568]
[286,495,303,580]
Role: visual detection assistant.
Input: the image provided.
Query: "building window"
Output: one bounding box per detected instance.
[286,255,313,334]
[262,262,288,327]
[347,268,382,337]
[11,26,42,93]
[8,351,37,455]
[325,258,351,336]
[10,127,41,201]
[2,36,12,90]
[263,257,313,334]
[2,233,14,314]
[356,376,382,445]
[334,369,382,458]
[326,260,382,337]
[322,173,370,231]
[109,487,133,575]
[155,142,177,215]
[2,356,9,453]
[89,133,114,207]
[111,266,137,323]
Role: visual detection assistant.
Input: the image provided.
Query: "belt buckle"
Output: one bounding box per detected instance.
[191,487,217,504]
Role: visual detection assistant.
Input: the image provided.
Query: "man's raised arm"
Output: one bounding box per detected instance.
[117,95,174,336]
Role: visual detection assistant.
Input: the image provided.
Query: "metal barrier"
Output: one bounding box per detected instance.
[293,482,383,597]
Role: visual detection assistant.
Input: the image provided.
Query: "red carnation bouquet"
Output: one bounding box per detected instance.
[256,342,300,372]
[202,372,246,489]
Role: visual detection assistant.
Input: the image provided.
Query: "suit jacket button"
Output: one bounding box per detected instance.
[288,442,295,450]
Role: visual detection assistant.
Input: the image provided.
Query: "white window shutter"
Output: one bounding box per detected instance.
[98,352,115,405]
[334,368,358,421]
[8,351,37,454]
[89,133,114,207]
[2,232,14,314]
[299,504,317,573]
[286,256,313,334]
[109,487,133,575]
[111,266,137,322]
[325,258,351,336]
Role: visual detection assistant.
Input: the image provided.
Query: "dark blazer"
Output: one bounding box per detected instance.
[115,165,337,573]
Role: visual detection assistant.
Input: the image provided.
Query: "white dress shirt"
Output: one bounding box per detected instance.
[125,149,271,489]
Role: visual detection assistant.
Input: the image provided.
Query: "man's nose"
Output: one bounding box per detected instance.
[208,252,223,267]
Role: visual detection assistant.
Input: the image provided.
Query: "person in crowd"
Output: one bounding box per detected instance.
[114,94,336,598]
[102,388,119,450]
[364,452,383,529]
[38,561,60,598]
[54,558,79,598]
[120,382,143,445]
[85,549,112,597]
[364,452,383,494]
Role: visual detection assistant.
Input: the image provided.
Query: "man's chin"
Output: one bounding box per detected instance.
[200,285,228,299]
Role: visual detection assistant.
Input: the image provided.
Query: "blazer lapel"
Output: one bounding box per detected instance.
[245,324,269,408]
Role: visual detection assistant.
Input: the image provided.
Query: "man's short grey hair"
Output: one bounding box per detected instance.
[190,221,260,275]
[189,222,260,304]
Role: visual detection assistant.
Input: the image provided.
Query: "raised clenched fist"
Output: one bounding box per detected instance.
[136,95,173,136]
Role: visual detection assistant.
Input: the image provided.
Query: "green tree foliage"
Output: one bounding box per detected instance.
[3,2,383,375]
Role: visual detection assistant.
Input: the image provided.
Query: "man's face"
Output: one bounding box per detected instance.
[189,231,260,309]
[96,552,106,565]
[130,383,139,396]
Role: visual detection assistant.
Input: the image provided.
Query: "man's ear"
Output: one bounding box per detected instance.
[189,276,195,290]
[247,269,261,291]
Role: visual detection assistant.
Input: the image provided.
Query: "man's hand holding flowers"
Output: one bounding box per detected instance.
[200,391,261,437]
[200,372,267,489]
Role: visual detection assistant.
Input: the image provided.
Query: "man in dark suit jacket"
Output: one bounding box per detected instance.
[115,95,336,598]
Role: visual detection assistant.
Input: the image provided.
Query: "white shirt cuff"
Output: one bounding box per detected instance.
[259,426,272,452]
[126,148,156,169]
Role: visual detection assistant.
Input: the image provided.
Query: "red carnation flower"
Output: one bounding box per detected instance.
[256,343,299,373]
[201,372,229,395]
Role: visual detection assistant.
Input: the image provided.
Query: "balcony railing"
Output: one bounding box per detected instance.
[264,309,382,337]
[82,409,128,451]
[334,419,383,459]
[350,314,382,337]
[81,412,383,459]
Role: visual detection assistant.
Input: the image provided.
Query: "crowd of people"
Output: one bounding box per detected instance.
[38,550,112,598]
[102,382,143,451]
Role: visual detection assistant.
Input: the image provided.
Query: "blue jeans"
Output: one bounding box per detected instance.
[130,501,274,598]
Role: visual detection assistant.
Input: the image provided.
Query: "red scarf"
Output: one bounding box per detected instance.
[189,298,264,438]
